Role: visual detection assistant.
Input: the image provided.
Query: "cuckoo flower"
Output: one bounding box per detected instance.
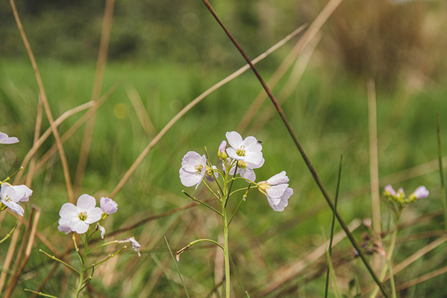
[118,237,141,257]
[58,195,103,234]
[411,186,429,200]
[179,151,207,189]
[230,158,265,181]
[0,132,19,144]
[225,131,263,165]
[100,197,118,215]
[258,171,293,212]
[0,183,24,216]
[218,140,228,160]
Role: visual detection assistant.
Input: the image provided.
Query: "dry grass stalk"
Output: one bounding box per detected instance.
[396,265,447,293]
[361,235,447,295]
[14,101,95,184]
[249,33,321,135]
[256,219,361,296]
[26,97,43,187]
[74,0,115,195]
[5,208,36,295]
[10,0,74,203]
[4,208,41,298]
[109,24,307,198]
[0,222,21,294]
[126,85,157,137]
[367,79,381,235]
[236,0,344,133]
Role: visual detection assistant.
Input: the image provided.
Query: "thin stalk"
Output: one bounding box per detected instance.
[222,208,230,298]
[182,191,222,215]
[164,237,190,298]
[437,113,447,233]
[0,224,16,244]
[369,212,401,298]
[24,289,58,298]
[228,185,250,226]
[201,1,388,296]
[75,234,88,298]
[176,238,224,261]
[204,146,224,196]
[325,155,343,298]
[203,180,221,200]
[85,246,126,270]
[1,167,23,184]
[225,163,238,208]
[39,249,79,275]
[388,259,396,298]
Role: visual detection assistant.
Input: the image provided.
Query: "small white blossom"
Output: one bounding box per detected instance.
[58,194,103,234]
[8,184,33,202]
[0,183,24,216]
[179,151,207,189]
[0,132,19,144]
[99,225,106,239]
[118,237,141,257]
[100,197,118,214]
[225,131,263,165]
[229,158,264,181]
[258,171,293,212]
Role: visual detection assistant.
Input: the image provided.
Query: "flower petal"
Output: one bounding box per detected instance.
[413,186,429,199]
[76,194,97,211]
[266,184,288,199]
[267,171,289,185]
[59,203,79,220]
[179,168,202,187]
[85,207,103,224]
[226,131,243,149]
[71,220,89,234]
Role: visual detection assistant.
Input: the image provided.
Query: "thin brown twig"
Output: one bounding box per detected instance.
[26,96,43,187]
[109,24,307,198]
[75,0,115,195]
[6,208,36,295]
[0,222,21,294]
[236,0,344,133]
[4,208,41,298]
[10,0,74,203]
[396,265,447,292]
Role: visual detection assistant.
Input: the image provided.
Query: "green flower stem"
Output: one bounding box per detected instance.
[203,180,221,200]
[204,146,224,196]
[222,208,230,298]
[87,240,120,254]
[75,233,89,298]
[224,164,238,208]
[1,167,23,184]
[188,238,224,250]
[228,196,245,226]
[182,191,222,216]
[437,113,447,233]
[388,259,397,298]
[0,223,17,244]
[85,246,126,270]
[39,249,79,275]
[24,289,58,297]
[370,211,401,298]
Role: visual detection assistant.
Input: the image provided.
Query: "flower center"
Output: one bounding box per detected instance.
[195,164,203,174]
[237,160,247,169]
[258,182,269,191]
[236,145,246,157]
[79,211,88,221]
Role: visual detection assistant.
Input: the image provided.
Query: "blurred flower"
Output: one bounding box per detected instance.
[384,185,396,196]
[0,132,19,144]
[59,194,103,234]
[58,218,72,234]
[218,140,227,160]
[411,186,429,200]
[119,237,141,257]
[99,225,106,239]
[230,158,264,181]
[205,165,218,182]
[8,184,32,202]
[225,131,263,165]
[258,171,293,212]
[100,197,118,215]
[0,183,24,216]
[179,151,207,189]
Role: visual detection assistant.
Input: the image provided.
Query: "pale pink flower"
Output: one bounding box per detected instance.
[58,195,103,234]
[225,131,263,165]
[179,151,207,189]
[0,132,19,144]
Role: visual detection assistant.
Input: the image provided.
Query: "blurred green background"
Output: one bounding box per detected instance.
[1,0,447,297]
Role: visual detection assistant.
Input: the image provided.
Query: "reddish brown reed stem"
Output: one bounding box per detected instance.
[10,0,74,203]
[201,0,389,296]
[75,0,115,195]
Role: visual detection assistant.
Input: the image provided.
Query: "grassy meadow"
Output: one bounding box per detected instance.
[1,1,447,297]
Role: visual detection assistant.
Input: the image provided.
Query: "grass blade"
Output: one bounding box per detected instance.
[164,237,190,298]
[437,113,447,233]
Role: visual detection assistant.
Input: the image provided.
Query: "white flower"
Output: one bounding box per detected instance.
[225,131,263,165]
[58,218,72,234]
[229,158,265,181]
[258,171,293,212]
[0,132,19,144]
[118,237,141,257]
[8,184,33,202]
[179,151,207,189]
[99,225,106,239]
[100,197,118,214]
[0,183,24,216]
[58,194,103,234]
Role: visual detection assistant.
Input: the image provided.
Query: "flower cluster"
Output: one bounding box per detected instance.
[179,131,293,212]
[0,183,33,216]
[383,185,429,212]
[58,195,117,236]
